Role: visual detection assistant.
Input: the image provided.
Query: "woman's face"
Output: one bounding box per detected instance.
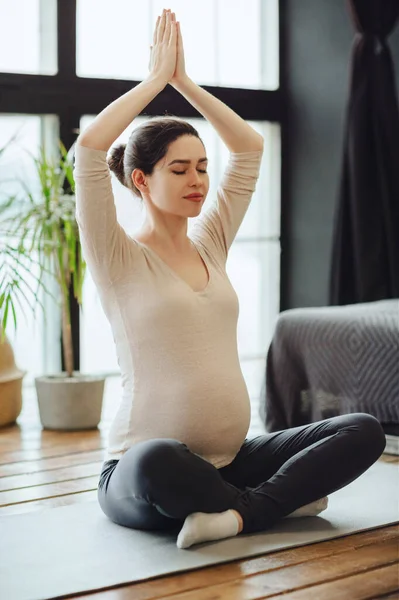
[135,134,210,215]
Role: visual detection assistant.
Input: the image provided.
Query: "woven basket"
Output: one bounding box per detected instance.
[0,332,26,428]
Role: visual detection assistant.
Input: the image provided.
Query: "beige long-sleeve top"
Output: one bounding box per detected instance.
[73,143,263,468]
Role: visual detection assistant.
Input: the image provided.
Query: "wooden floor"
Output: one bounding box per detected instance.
[1,379,398,600]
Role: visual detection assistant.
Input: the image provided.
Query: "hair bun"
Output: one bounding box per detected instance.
[107,143,127,186]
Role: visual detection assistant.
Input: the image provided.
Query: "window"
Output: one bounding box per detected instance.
[77,0,279,90]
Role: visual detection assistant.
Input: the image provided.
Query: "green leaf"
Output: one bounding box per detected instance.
[0,137,83,349]
[2,295,10,332]
[10,297,17,330]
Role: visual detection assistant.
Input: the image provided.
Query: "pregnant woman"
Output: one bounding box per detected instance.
[73,9,386,549]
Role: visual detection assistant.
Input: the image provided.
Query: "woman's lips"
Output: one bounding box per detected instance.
[184,194,203,202]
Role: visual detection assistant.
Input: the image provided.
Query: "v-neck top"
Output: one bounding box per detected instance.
[134,239,211,294]
[73,142,263,468]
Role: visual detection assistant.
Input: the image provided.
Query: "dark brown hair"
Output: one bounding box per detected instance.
[107,116,204,201]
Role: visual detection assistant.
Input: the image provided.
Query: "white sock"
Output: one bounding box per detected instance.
[176,509,240,549]
[285,496,329,518]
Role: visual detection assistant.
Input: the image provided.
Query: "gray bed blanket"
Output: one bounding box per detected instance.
[259,299,399,432]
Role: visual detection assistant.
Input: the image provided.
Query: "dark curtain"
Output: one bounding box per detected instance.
[329,0,399,305]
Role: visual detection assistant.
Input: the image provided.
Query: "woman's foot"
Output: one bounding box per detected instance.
[176,509,241,549]
[285,496,329,518]
[175,497,329,549]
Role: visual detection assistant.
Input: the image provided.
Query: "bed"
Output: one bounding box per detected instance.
[259,299,399,434]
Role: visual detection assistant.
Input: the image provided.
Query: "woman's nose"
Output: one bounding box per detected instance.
[188,170,201,185]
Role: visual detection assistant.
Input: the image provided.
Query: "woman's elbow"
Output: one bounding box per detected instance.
[255,135,264,151]
[76,135,110,153]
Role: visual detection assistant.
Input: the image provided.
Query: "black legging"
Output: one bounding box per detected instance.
[97,413,386,535]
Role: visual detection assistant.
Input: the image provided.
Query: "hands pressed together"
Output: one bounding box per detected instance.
[148,8,187,87]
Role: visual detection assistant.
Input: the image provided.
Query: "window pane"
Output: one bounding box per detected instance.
[76,0,278,90]
[250,121,281,239]
[217,0,279,90]
[76,0,152,82]
[0,115,61,386]
[228,240,280,357]
[0,0,57,75]
[216,0,260,89]
[80,280,119,375]
[242,358,269,435]
[241,358,269,403]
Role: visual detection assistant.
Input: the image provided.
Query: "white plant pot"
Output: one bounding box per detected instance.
[35,372,105,430]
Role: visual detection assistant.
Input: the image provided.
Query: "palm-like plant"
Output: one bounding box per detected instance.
[0,136,86,378]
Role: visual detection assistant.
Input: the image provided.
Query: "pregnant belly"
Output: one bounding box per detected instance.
[135,375,251,460]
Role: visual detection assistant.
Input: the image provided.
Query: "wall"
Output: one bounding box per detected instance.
[280,0,399,308]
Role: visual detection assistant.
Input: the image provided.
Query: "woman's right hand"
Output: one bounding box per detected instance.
[148,9,177,86]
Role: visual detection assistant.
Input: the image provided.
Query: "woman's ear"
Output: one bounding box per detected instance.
[132,168,148,193]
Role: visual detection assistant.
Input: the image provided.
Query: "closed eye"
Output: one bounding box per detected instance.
[173,170,208,175]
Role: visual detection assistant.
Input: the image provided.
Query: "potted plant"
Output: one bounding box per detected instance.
[0,135,105,430]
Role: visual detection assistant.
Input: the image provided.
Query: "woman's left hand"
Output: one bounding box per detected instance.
[169,13,188,86]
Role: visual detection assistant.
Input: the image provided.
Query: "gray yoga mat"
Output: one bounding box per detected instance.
[1,461,398,600]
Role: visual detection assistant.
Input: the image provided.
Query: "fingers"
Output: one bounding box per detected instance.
[169,11,176,45]
[165,10,176,44]
[153,15,160,45]
[158,9,167,42]
[153,9,177,47]
[164,10,171,41]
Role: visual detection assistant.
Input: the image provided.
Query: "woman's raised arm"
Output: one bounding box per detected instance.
[73,10,179,283]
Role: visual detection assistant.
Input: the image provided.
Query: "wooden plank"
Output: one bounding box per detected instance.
[0,427,111,449]
[65,526,399,600]
[382,456,399,464]
[0,490,98,515]
[0,475,99,505]
[0,438,107,463]
[0,460,103,491]
[265,563,399,599]
[378,455,398,465]
[0,423,111,442]
[0,449,105,477]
